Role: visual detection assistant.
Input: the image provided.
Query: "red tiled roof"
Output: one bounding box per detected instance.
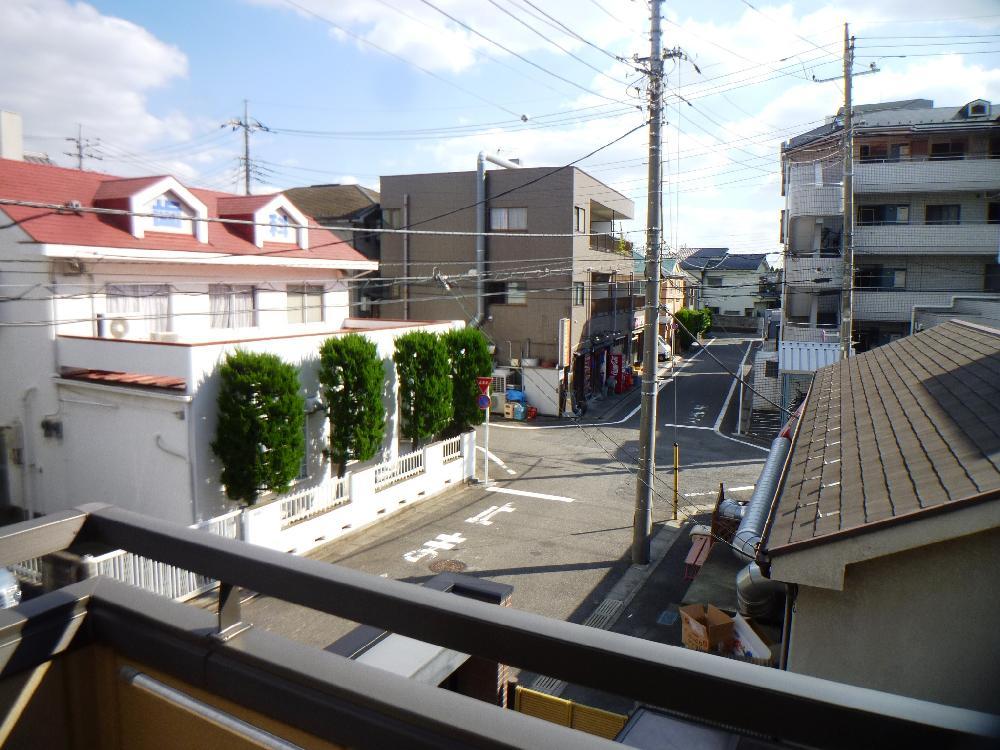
[94,176,165,201]
[216,195,278,215]
[0,158,368,264]
[61,368,186,391]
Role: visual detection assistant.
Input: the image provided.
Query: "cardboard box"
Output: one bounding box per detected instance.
[679,604,734,652]
[727,614,775,666]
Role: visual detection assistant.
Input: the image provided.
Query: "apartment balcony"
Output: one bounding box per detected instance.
[2,506,993,750]
[589,232,635,258]
[855,223,1000,255]
[785,255,844,289]
[856,156,1000,194]
[787,183,843,218]
[589,294,644,318]
[853,290,977,322]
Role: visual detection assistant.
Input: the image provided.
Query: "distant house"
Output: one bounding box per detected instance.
[0,134,458,528]
[679,248,772,318]
[284,183,382,317]
[762,320,1000,714]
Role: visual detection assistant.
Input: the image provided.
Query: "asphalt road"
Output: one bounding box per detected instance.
[242,335,768,650]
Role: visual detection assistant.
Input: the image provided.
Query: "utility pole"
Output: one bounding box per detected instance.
[223,100,269,195]
[632,0,664,565]
[64,124,101,171]
[839,23,855,359]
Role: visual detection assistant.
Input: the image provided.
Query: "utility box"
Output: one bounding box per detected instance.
[679,604,734,653]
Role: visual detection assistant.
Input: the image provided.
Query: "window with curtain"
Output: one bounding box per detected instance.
[107,284,170,335]
[287,284,324,323]
[209,284,256,329]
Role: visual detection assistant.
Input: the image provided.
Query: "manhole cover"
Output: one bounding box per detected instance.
[429,559,467,573]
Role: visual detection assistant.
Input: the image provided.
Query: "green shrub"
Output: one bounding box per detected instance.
[394,331,453,450]
[212,350,305,505]
[443,328,492,434]
[319,334,386,476]
[673,308,706,350]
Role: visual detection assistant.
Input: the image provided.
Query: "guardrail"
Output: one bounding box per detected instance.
[84,509,241,601]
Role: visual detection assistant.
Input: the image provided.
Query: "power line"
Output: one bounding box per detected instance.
[416,0,630,104]
[281,0,529,121]
[486,0,630,86]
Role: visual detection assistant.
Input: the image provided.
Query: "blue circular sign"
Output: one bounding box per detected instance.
[477,394,491,409]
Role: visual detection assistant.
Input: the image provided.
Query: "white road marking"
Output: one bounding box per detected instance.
[475,446,517,474]
[466,502,515,526]
[403,532,467,563]
[485,486,575,503]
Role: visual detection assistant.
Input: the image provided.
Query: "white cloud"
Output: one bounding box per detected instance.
[0,0,190,170]
[248,0,646,76]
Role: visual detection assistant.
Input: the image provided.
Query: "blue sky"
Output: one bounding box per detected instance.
[3,0,1000,260]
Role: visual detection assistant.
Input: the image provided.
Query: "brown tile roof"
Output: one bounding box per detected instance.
[767,320,1000,555]
[283,184,379,222]
[62,368,186,392]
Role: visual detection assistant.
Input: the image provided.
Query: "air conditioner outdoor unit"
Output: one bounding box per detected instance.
[108,318,129,339]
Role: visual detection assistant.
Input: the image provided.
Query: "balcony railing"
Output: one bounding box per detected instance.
[856,155,1000,194]
[785,256,844,288]
[588,233,634,256]
[854,223,1000,255]
[2,506,994,750]
[852,290,994,322]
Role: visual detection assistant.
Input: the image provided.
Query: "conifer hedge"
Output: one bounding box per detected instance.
[212,350,305,505]
[319,334,386,476]
[394,331,453,450]
[443,327,492,434]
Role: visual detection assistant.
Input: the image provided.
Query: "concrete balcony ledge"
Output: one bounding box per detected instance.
[852,291,999,322]
[785,256,844,288]
[856,157,1000,193]
[855,223,1000,255]
[787,183,842,218]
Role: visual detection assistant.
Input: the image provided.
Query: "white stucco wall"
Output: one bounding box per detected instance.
[787,527,1000,714]
[0,218,459,523]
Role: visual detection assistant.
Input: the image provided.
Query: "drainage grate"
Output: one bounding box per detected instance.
[583,599,623,630]
[429,559,467,573]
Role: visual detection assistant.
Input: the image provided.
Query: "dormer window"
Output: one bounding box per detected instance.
[217,194,310,250]
[268,211,292,241]
[961,99,990,119]
[152,196,184,229]
[94,176,209,243]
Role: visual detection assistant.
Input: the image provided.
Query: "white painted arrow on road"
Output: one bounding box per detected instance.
[466,502,515,526]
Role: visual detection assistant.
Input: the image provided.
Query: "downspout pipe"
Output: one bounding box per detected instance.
[731,433,793,619]
[474,152,521,328]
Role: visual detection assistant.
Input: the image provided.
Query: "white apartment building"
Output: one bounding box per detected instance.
[0,118,460,529]
[779,98,1000,404]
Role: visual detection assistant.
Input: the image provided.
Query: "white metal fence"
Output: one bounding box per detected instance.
[374,448,425,491]
[441,435,462,463]
[10,557,44,587]
[85,509,242,601]
[280,476,350,529]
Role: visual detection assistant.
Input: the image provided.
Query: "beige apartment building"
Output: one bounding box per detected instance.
[379,165,636,413]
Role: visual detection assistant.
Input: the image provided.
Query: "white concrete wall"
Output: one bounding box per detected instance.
[787,527,1000,714]
[243,432,475,554]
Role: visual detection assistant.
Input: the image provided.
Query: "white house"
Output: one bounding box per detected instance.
[0,140,463,532]
[679,248,772,318]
